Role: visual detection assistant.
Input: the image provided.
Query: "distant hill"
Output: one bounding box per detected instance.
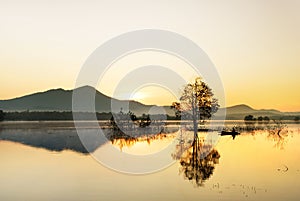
[0,86,175,116]
[0,87,299,120]
[215,104,299,120]
[220,104,256,115]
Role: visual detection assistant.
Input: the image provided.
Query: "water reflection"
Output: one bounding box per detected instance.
[223,120,292,149]
[110,133,174,151]
[0,128,103,153]
[108,129,221,186]
[177,137,220,187]
[237,121,291,150]
[1,121,300,201]
[266,121,289,150]
[0,123,176,154]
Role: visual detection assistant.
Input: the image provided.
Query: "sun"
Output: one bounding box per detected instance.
[130,92,148,102]
[128,85,178,106]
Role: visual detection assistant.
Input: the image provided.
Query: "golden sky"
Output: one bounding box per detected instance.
[0,0,299,111]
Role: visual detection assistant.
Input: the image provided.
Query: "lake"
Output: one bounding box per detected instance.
[0,121,300,201]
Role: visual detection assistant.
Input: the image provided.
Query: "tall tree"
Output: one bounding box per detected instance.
[172,77,219,137]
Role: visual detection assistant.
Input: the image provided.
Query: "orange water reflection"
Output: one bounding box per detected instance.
[1,122,300,201]
[178,138,220,187]
[108,132,178,157]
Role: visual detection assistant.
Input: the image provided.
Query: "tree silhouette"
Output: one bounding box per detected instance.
[244,115,256,130]
[139,113,151,128]
[171,102,181,119]
[110,110,137,131]
[172,77,219,137]
[257,116,263,124]
[257,116,264,129]
[0,110,4,121]
[263,116,270,125]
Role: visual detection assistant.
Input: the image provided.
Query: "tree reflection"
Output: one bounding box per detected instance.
[266,120,289,149]
[111,137,137,150]
[110,132,173,151]
[177,136,220,187]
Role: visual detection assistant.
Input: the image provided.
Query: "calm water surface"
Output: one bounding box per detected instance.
[0,121,300,201]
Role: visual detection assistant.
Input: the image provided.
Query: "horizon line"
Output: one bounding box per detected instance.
[1,85,299,113]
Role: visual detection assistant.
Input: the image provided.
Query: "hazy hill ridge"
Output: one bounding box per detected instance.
[215,104,297,120]
[0,86,299,119]
[0,86,174,116]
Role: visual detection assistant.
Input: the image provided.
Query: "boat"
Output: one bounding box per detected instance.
[197,128,210,132]
[220,130,240,136]
[220,129,240,140]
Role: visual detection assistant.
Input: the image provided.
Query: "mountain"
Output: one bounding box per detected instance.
[0,86,175,116]
[220,104,255,115]
[0,87,299,119]
[215,104,298,120]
